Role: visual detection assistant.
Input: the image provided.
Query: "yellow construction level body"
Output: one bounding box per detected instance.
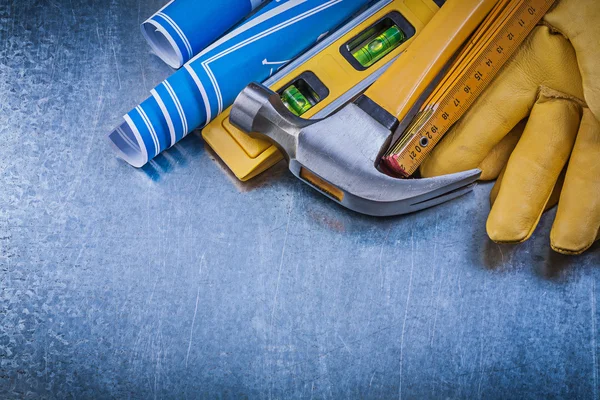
[202,0,439,181]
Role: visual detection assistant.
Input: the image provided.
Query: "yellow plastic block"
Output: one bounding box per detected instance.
[202,0,439,181]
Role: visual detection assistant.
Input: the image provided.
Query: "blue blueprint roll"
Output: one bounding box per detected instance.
[142,0,267,68]
[109,0,370,168]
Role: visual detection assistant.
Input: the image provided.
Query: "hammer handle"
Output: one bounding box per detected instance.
[364,0,498,121]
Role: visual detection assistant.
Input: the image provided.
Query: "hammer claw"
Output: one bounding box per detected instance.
[230,82,481,216]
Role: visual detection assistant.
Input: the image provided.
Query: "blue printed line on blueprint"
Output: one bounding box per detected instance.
[141,0,267,68]
[155,12,193,60]
[187,0,345,118]
[109,0,371,168]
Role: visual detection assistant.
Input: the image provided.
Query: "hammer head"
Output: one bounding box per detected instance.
[230,82,481,216]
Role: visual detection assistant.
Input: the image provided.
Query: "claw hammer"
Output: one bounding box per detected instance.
[230,0,497,216]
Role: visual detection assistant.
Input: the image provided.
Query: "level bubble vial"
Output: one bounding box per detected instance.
[281,85,313,116]
[352,26,405,68]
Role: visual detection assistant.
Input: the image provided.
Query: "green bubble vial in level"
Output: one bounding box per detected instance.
[352,26,405,68]
[281,85,313,116]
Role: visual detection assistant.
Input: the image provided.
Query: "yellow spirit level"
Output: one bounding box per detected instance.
[202,0,439,181]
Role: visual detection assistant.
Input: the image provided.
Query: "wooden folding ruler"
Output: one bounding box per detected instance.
[382,0,556,177]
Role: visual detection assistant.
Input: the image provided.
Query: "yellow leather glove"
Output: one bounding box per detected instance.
[420,0,600,255]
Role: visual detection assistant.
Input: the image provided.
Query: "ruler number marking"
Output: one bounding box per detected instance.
[391,0,555,176]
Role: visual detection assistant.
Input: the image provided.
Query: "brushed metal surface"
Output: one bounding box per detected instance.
[0,0,599,398]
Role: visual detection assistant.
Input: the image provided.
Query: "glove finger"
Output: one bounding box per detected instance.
[489,166,505,207]
[486,95,581,244]
[551,109,600,255]
[544,0,600,120]
[491,167,565,211]
[546,170,565,212]
[479,119,526,181]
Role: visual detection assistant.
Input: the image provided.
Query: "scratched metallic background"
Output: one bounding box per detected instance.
[0,0,599,398]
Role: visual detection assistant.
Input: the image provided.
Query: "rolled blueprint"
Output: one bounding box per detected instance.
[109,0,370,168]
[142,0,268,68]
